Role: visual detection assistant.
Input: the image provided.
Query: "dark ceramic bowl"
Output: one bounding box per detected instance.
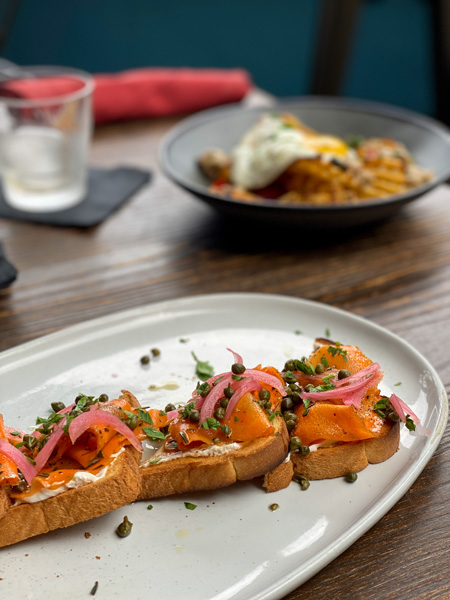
[159,97,450,229]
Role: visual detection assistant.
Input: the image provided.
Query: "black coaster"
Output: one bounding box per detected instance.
[0,166,151,227]
[0,242,17,289]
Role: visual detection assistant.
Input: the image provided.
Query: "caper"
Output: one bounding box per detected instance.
[221,424,231,436]
[293,475,310,491]
[269,503,279,512]
[259,388,271,402]
[51,401,65,413]
[289,436,303,451]
[345,471,358,483]
[97,393,109,403]
[304,384,314,392]
[387,410,401,422]
[315,363,325,374]
[224,384,235,399]
[165,403,177,413]
[285,419,296,433]
[300,445,310,456]
[220,397,229,408]
[125,414,139,430]
[291,392,302,405]
[289,383,301,393]
[140,355,150,365]
[23,434,38,451]
[12,478,28,493]
[214,407,225,420]
[264,399,272,410]
[199,382,211,398]
[116,515,133,538]
[150,348,161,357]
[283,411,297,423]
[338,369,351,380]
[284,372,297,384]
[285,360,297,371]
[281,397,294,411]
[231,363,246,375]
[189,409,200,423]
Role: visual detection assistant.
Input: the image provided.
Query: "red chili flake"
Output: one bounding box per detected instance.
[84,532,91,539]
[95,556,101,560]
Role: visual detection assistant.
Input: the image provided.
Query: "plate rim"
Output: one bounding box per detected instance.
[159,95,450,214]
[0,292,447,600]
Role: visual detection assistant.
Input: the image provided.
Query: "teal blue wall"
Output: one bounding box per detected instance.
[2,0,435,117]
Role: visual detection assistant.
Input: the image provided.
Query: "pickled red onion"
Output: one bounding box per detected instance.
[300,363,384,409]
[227,348,244,365]
[224,379,261,421]
[333,363,382,387]
[200,374,234,421]
[389,393,420,424]
[68,410,142,452]
[0,438,36,484]
[34,423,66,473]
[244,369,286,396]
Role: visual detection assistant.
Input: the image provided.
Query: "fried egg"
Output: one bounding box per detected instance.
[231,113,358,189]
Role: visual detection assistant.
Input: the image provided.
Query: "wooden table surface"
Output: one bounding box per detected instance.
[0,95,449,599]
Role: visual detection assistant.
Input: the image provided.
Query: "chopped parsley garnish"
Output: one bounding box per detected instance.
[287,358,316,376]
[192,352,214,381]
[302,398,314,417]
[147,504,153,510]
[138,409,154,425]
[201,417,220,430]
[267,410,281,422]
[294,329,302,335]
[394,382,402,386]
[320,356,330,369]
[325,328,331,337]
[405,415,416,431]
[327,345,348,362]
[306,380,336,393]
[184,502,197,510]
[9,431,22,437]
[213,375,225,386]
[231,374,245,381]
[180,401,196,418]
[374,397,390,418]
[143,426,166,440]
[196,382,211,397]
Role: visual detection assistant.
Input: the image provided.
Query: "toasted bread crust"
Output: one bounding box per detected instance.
[138,416,289,499]
[263,459,294,493]
[0,487,10,519]
[0,447,141,549]
[290,421,400,480]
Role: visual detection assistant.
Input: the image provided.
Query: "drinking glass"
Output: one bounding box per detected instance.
[0,66,94,212]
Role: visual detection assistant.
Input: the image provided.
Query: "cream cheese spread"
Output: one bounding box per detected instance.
[13,448,124,505]
[142,442,242,467]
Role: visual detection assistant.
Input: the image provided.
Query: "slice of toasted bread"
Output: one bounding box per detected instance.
[262,458,294,492]
[0,487,11,519]
[138,414,289,499]
[290,421,400,480]
[0,446,141,549]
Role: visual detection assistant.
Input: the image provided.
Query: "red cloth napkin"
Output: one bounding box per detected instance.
[0,67,252,125]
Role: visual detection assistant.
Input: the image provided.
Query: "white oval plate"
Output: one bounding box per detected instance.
[0,294,447,600]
